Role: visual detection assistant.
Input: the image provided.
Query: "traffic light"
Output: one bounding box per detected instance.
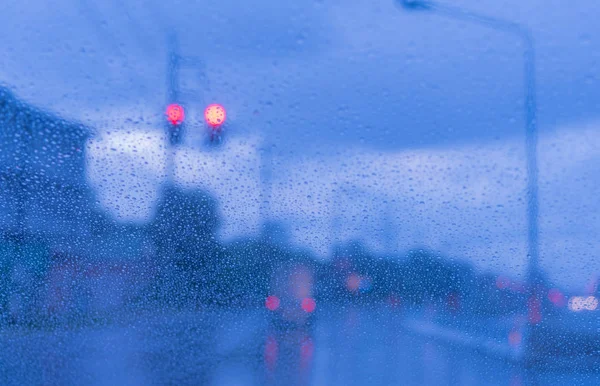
[204,103,226,129]
[166,103,185,125]
[165,35,228,145]
[166,103,185,145]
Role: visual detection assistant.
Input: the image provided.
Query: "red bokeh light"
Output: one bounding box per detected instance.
[508,331,522,347]
[265,295,280,311]
[300,336,314,367]
[166,104,185,125]
[301,297,316,313]
[548,288,566,307]
[346,274,360,292]
[510,282,526,293]
[204,103,226,127]
[264,335,278,370]
[496,276,510,289]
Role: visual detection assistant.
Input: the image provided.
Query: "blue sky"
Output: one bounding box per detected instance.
[1,0,600,289]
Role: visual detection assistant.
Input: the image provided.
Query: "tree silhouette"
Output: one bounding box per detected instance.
[148,185,222,306]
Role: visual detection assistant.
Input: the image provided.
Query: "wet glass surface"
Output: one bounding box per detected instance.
[1,0,600,384]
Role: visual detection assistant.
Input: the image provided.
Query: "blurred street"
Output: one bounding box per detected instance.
[2,1,600,384]
[1,305,598,386]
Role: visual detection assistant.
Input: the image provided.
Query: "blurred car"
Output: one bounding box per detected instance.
[524,294,600,368]
[265,263,316,328]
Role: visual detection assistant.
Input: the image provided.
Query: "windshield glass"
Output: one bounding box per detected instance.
[1,0,599,385]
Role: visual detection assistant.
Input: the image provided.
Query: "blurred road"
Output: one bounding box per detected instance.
[0,306,598,386]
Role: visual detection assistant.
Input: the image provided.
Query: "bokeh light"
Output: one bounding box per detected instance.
[204,103,226,127]
[265,295,280,311]
[548,288,566,307]
[166,103,185,125]
[300,336,314,367]
[301,297,316,313]
[346,274,360,292]
[264,335,278,370]
[568,296,598,311]
[508,331,522,347]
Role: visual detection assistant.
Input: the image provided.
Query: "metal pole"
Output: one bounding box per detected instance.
[165,34,180,183]
[522,32,539,288]
[399,0,540,360]
[400,0,540,289]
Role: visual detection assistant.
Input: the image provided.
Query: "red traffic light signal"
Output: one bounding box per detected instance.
[166,103,185,125]
[204,104,226,128]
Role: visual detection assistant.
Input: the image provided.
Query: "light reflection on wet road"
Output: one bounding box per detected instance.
[0,306,598,385]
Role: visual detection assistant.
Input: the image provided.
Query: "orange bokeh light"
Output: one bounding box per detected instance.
[204,103,226,127]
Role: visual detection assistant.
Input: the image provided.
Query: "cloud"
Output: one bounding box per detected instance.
[85,120,600,289]
[86,129,167,221]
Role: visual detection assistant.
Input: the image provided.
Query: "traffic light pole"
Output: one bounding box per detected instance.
[164,34,209,180]
[167,44,184,147]
[165,35,181,184]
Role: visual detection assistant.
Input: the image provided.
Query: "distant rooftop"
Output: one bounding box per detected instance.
[0,85,90,140]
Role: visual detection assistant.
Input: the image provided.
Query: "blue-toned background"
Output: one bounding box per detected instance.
[1,0,599,288]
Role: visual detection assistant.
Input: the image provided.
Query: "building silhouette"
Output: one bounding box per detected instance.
[0,86,92,251]
[0,86,103,319]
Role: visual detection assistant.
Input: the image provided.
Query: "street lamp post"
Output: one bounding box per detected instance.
[398,0,540,360]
